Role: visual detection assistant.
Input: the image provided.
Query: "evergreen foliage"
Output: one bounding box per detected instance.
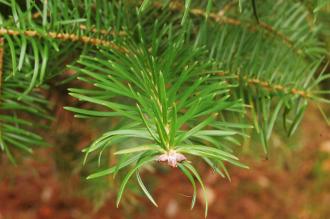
[0,0,329,215]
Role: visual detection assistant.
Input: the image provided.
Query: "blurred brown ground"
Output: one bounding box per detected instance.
[0,102,330,219]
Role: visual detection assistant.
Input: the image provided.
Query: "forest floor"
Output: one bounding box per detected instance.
[0,100,330,219]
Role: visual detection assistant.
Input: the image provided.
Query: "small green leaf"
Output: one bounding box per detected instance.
[116,155,155,207]
[178,163,197,209]
[289,101,308,137]
[136,171,158,207]
[266,100,283,140]
[182,162,208,218]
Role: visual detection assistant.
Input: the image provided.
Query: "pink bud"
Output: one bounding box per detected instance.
[156,150,187,167]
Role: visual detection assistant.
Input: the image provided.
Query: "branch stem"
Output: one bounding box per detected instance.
[0,27,122,51]
[217,72,311,98]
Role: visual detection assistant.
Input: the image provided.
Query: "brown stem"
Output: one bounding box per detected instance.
[218,72,310,98]
[0,27,123,51]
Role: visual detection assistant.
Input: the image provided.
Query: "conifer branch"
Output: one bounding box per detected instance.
[154,1,302,56]
[218,72,311,98]
[78,25,127,37]
[0,27,311,100]
[0,27,121,50]
[31,1,298,55]
[0,0,328,213]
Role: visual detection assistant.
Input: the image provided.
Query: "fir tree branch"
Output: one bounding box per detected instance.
[0,28,122,50]
[78,25,127,37]
[0,27,312,100]
[0,1,327,212]
[30,0,299,55]
[153,1,303,56]
[217,72,311,98]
